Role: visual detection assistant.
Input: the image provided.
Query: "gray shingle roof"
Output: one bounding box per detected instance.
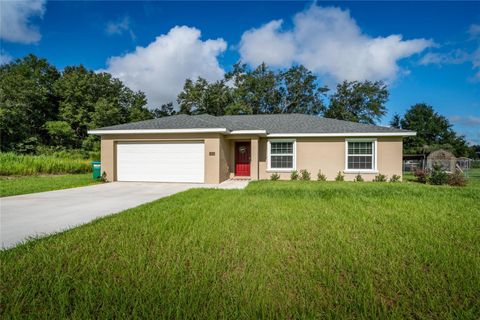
[92,113,413,134]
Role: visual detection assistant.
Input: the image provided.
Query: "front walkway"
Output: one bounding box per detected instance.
[217,179,251,189]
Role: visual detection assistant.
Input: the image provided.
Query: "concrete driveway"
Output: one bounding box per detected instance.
[1,182,217,249]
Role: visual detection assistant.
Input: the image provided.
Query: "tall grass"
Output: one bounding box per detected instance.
[0,153,91,176]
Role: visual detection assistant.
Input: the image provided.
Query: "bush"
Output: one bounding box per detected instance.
[373,174,387,182]
[448,170,467,187]
[290,170,299,180]
[389,174,401,183]
[428,164,449,185]
[317,170,327,181]
[335,171,344,181]
[354,174,364,182]
[0,152,91,176]
[414,168,429,183]
[270,173,280,181]
[299,169,311,181]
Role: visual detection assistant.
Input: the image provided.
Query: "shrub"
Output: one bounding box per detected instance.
[448,170,467,187]
[290,170,299,180]
[428,164,449,185]
[299,169,311,181]
[354,174,364,182]
[270,173,280,181]
[373,174,387,182]
[335,171,344,181]
[414,168,429,183]
[389,174,401,183]
[317,170,327,181]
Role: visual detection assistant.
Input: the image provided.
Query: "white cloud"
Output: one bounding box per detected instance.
[0,0,45,44]
[102,26,227,108]
[240,20,296,67]
[105,16,135,40]
[0,51,12,65]
[421,46,480,83]
[239,5,432,82]
[468,24,480,38]
[451,115,480,126]
[420,49,470,65]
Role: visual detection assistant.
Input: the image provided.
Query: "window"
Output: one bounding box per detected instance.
[345,139,376,171]
[268,140,295,171]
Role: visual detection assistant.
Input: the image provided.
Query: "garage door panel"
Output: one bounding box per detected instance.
[116,142,205,183]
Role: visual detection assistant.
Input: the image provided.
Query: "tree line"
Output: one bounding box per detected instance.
[0,54,477,158]
[176,62,389,126]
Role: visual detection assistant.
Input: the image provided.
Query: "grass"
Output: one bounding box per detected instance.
[467,168,480,181]
[0,153,92,176]
[1,181,479,319]
[0,174,101,197]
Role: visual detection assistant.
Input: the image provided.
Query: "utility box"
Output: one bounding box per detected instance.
[91,161,101,180]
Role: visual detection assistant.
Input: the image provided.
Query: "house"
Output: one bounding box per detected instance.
[88,114,416,183]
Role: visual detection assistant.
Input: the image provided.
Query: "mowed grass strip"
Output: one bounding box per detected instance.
[0,174,101,197]
[1,181,479,319]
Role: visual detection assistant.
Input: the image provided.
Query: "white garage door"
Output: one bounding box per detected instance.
[116,142,205,183]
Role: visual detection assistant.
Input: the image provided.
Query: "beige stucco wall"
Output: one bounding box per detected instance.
[99,134,403,183]
[259,137,403,181]
[219,136,231,182]
[100,133,225,184]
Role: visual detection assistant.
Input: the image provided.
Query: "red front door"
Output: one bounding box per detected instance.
[235,142,251,176]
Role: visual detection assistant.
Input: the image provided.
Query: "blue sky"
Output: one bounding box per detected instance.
[1,1,479,143]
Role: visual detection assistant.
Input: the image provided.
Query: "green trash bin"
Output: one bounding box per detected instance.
[91,161,101,180]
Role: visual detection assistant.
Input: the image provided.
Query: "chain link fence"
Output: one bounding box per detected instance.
[403,159,480,181]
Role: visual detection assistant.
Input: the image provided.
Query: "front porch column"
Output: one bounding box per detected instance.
[251,138,259,180]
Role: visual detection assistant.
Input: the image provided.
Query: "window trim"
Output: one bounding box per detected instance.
[267,139,297,172]
[344,138,378,173]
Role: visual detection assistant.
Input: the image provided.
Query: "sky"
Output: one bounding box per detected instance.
[1,1,479,144]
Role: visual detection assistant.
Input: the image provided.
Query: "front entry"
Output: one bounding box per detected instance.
[235,142,251,176]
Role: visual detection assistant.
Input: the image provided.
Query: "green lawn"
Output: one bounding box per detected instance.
[1,181,479,318]
[0,174,101,197]
[467,168,480,181]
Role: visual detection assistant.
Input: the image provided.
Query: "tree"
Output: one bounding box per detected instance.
[153,102,176,118]
[469,145,480,159]
[279,65,328,115]
[325,80,389,124]
[395,103,470,156]
[0,54,60,152]
[390,113,401,128]
[177,78,208,114]
[91,98,125,129]
[177,78,232,115]
[44,121,75,147]
[226,62,282,114]
[1,54,153,153]
[54,66,151,147]
[125,91,153,122]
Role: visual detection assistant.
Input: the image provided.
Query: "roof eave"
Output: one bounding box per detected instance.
[228,130,267,136]
[87,128,228,135]
[267,132,416,137]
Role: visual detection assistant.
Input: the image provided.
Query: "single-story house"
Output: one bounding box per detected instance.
[88,114,416,183]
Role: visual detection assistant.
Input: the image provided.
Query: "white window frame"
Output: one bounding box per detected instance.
[344,138,378,173]
[267,139,296,172]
